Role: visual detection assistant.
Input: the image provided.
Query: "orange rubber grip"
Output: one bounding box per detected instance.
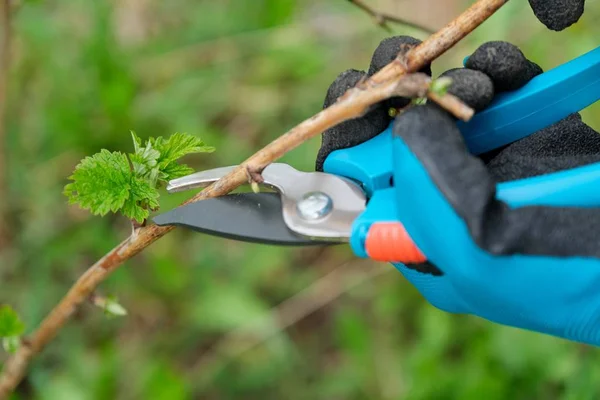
[365,222,427,263]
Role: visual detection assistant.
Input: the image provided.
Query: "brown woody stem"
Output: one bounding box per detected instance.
[347,0,434,33]
[0,0,508,396]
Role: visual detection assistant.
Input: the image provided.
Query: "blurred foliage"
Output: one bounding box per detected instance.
[2,0,600,399]
[0,305,25,353]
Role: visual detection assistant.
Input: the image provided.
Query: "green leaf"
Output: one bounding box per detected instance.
[92,295,128,318]
[64,149,159,222]
[95,296,128,318]
[129,152,160,187]
[105,301,127,317]
[159,163,194,180]
[2,336,21,353]
[130,130,143,154]
[64,150,130,214]
[151,132,215,181]
[130,131,160,180]
[0,305,25,338]
[65,131,213,222]
[154,132,215,166]
[430,77,453,97]
[121,176,160,221]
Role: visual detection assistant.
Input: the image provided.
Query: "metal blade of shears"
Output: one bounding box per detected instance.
[153,192,332,245]
[153,163,367,245]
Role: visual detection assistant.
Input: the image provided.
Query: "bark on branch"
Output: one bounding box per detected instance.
[0,0,508,396]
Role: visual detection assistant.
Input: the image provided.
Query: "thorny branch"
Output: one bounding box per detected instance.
[0,0,509,397]
[0,0,11,250]
[348,0,434,33]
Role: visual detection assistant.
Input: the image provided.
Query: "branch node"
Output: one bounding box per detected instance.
[245,165,265,185]
[131,218,146,229]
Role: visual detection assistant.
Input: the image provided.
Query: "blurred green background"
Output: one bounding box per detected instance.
[2,0,600,399]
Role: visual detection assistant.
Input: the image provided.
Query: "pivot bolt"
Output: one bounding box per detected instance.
[297,192,332,220]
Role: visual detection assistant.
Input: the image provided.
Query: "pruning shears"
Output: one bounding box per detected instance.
[154,45,600,264]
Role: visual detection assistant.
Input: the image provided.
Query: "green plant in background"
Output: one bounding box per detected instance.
[3,0,600,399]
[63,132,213,223]
[0,306,25,354]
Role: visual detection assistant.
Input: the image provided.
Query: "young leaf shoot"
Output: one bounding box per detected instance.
[64,132,214,223]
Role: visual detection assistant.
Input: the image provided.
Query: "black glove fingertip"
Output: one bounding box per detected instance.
[368,36,432,76]
[528,0,585,31]
[316,69,390,171]
[369,36,433,110]
[323,69,365,108]
[465,41,542,92]
[439,68,494,112]
[316,108,389,171]
[528,60,543,78]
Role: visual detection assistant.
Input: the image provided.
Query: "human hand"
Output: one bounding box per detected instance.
[317,36,600,345]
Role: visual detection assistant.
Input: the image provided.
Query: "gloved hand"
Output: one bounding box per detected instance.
[316,36,600,345]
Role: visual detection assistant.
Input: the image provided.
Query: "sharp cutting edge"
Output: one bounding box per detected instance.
[154,163,367,244]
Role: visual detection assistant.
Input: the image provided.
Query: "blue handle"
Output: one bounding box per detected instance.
[323,124,394,196]
[349,161,600,258]
[458,45,600,154]
[496,161,600,207]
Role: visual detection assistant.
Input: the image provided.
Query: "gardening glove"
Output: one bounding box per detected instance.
[529,0,586,31]
[316,36,600,346]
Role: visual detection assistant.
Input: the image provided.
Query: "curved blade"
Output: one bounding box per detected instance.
[152,193,336,246]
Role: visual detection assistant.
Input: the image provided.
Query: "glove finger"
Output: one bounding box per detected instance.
[439,68,494,112]
[316,35,431,171]
[368,36,432,109]
[487,113,600,181]
[368,36,432,76]
[465,41,542,92]
[528,0,585,31]
[316,69,390,171]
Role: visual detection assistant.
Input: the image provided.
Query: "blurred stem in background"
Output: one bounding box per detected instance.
[347,0,435,33]
[0,0,11,250]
